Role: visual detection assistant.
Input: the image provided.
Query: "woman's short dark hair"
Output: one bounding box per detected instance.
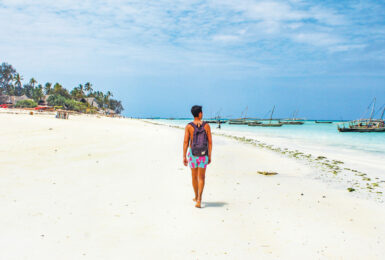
[191,105,202,117]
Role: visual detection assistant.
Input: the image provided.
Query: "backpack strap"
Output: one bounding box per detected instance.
[189,122,198,130]
[190,121,206,129]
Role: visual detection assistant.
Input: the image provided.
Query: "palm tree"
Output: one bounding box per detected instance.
[53,82,62,92]
[93,91,104,108]
[44,82,52,95]
[79,84,84,95]
[103,94,110,109]
[52,82,71,99]
[104,91,113,109]
[32,84,44,102]
[13,73,23,96]
[37,84,44,101]
[14,73,23,88]
[5,79,15,95]
[84,82,93,96]
[70,87,84,100]
[29,78,37,88]
[106,91,113,98]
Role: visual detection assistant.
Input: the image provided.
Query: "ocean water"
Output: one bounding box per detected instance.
[155,119,385,155]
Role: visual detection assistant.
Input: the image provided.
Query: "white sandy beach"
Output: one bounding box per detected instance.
[1,111,385,259]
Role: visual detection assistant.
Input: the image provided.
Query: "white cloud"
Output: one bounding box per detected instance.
[292,33,342,47]
[329,44,366,52]
[212,34,240,42]
[0,0,382,77]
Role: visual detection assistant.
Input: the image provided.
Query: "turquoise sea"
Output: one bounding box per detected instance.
[154,119,385,155]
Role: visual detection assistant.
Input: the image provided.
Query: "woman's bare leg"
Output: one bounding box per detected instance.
[191,168,198,201]
[196,167,206,208]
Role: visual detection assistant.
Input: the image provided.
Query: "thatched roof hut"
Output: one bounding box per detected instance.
[14,95,31,103]
[38,95,51,106]
[84,97,100,109]
[0,94,11,104]
[0,95,31,105]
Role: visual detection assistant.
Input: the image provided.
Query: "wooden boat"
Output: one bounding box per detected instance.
[205,109,227,124]
[206,119,227,124]
[280,121,304,125]
[259,123,284,127]
[253,106,283,127]
[338,99,385,132]
[279,110,304,125]
[338,119,385,132]
[315,120,333,124]
[338,126,385,132]
[247,121,262,126]
[229,106,249,125]
[229,120,248,125]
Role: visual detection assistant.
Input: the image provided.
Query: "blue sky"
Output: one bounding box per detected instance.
[1,0,384,119]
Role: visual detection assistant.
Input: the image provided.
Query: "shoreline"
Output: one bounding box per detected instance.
[146,119,385,203]
[1,112,385,259]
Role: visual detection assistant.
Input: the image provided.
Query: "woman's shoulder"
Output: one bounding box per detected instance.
[185,123,194,130]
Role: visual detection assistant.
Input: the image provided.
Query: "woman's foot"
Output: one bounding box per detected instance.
[193,198,197,202]
[195,200,201,208]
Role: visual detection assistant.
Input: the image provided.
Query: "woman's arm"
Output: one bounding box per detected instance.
[183,125,190,166]
[205,124,212,164]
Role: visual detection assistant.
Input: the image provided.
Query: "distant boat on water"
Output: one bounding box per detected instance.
[338,98,385,132]
[279,110,304,125]
[228,120,248,125]
[259,122,284,127]
[280,120,304,125]
[315,120,333,124]
[338,120,385,132]
[205,119,227,124]
[228,106,249,125]
[253,105,283,127]
[205,109,227,124]
[247,120,262,126]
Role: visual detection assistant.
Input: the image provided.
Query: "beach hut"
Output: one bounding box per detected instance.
[13,95,31,104]
[0,95,32,107]
[38,95,51,106]
[0,94,11,105]
[84,97,100,109]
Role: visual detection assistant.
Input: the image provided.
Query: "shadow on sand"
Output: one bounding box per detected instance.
[203,202,227,208]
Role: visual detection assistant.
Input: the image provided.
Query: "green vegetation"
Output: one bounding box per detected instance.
[47,95,87,112]
[14,100,37,108]
[0,62,124,114]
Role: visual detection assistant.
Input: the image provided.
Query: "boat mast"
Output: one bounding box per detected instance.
[294,109,299,120]
[216,108,222,120]
[380,105,385,120]
[369,97,376,122]
[244,106,248,120]
[270,105,275,124]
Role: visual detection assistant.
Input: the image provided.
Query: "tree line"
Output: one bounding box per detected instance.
[0,62,124,114]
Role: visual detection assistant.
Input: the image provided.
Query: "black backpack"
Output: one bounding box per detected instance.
[189,122,208,156]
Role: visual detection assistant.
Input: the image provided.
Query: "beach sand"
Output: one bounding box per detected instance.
[1,111,384,259]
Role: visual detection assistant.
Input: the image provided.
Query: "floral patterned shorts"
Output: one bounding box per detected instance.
[187,148,208,169]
